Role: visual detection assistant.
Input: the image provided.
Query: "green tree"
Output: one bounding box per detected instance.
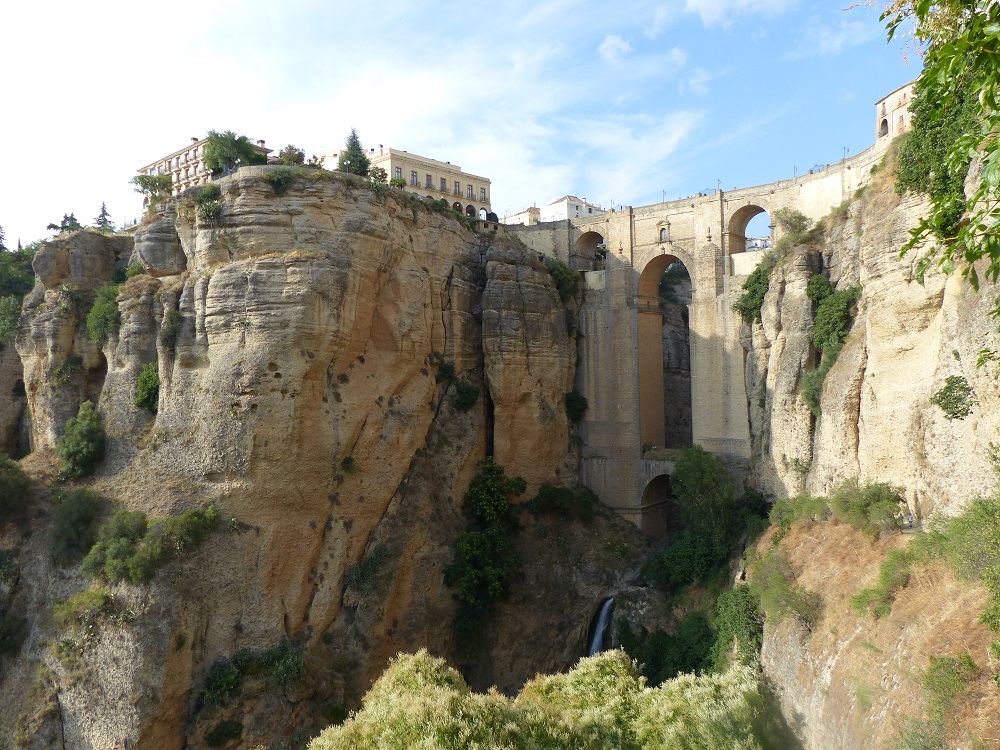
[56,401,106,479]
[130,174,173,208]
[135,361,159,413]
[86,283,121,347]
[93,203,115,234]
[277,144,305,165]
[46,214,82,234]
[337,129,370,177]
[882,3,1000,294]
[671,445,736,555]
[203,130,268,176]
[0,454,31,523]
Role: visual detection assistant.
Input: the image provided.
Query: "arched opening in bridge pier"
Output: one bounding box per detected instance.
[637,255,692,452]
[640,474,684,539]
[726,205,775,276]
[573,231,606,272]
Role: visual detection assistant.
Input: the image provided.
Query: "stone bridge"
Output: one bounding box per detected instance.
[507,142,887,534]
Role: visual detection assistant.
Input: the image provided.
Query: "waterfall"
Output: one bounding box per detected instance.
[586,598,615,657]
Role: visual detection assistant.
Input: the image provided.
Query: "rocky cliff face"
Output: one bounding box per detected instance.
[744,170,1000,517]
[0,171,660,749]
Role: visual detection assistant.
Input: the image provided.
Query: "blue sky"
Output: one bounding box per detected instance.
[0,0,916,246]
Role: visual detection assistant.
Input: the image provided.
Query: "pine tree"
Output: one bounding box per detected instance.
[94,203,115,234]
[277,144,305,165]
[46,214,82,234]
[337,129,370,177]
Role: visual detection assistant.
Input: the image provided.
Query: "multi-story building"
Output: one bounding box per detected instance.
[539,195,606,222]
[875,81,915,146]
[137,136,271,198]
[324,146,492,219]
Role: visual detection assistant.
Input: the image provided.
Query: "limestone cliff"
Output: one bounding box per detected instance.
[743,169,1000,517]
[0,170,658,749]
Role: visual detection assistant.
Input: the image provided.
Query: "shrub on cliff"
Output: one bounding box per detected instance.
[50,489,105,564]
[86,284,121,347]
[451,379,480,412]
[0,295,20,342]
[56,401,105,479]
[135,361,159,413]
[565,390,588,423]
[309,649,776,750]
[829,480,902,536]
[0,454,30,524]
[444,457,526,632]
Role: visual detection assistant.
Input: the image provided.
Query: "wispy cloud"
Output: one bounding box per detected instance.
[599,35,634,64]
[684,0,797,27]
[788,19,880,58]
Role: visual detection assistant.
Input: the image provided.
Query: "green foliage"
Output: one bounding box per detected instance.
[812,286,861,352]
[829,480,903,536]
[206,720,243,747]
[930,375,975,420]
[161,309,182,351]
[81,505,218,584]
[525,483,600,524]
[389,177,407,189]
[340,455,356,473]
[711,585,764,671]
[0,295,22,342]
[198,639,304,711]
[670,446,736,555]
[265,166,297,196]
[617,612,714,686]
[0,454,30,523]
[50,489,105,564]
[806,274,833,304]
[435,360,455,384]
[890,718,947,750]
[130,174,173,207]
[46,213,82,234]
[801,343,840,417]
[850,548,915,619]
[565,391,588,423]
[444,457,526,631]
[277,144,306,165]
[541,256,579,303]
[749,550,821,628]
[0,610,26,656]
[345,544,390,595]
[894,77,977,246]
[204,130,268,176]
[85,283,121,347]
[337,129,370,177]
[135,361,159,413]
[125,261,146,279]
[451,379,480,412]
[922,653,978,719]
[56,401,105,479]
[195,184,223,223]
[0,243,36,300]
[643,530,719,596]
[308,649,779,750]
[93,203,115,234]
[53,588,120,633]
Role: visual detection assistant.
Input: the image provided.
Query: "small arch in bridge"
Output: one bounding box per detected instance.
[728,204,771,255]
[640,474,684,539]
[573,231,606,272]
[879,118,889,137]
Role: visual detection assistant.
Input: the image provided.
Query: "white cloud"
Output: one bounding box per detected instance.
[684,0,797,27]
[599,34,634,64]
[687,68,712,95]
[789,19,879,57]
[647,6,675,37]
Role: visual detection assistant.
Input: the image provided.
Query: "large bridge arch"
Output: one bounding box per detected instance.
[727,202,773,257]
[573,230,606,271]
[637,250,693,450]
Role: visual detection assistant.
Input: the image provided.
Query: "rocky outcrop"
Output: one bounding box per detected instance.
[744,173,1000,516]
[14,231,132,449]
[0,343,27,455]
[0,169,610,749]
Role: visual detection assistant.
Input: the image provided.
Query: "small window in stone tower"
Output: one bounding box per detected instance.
[660,228,667,242]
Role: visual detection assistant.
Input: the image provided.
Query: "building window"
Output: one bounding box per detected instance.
[441,177,448,191]
[394,167,402,179]
[411,171,418,186]
[479,188,486,201]
[659,228,667,242]
[467,184,473,198]
[454,181,461,195]
[426,174,433,188]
